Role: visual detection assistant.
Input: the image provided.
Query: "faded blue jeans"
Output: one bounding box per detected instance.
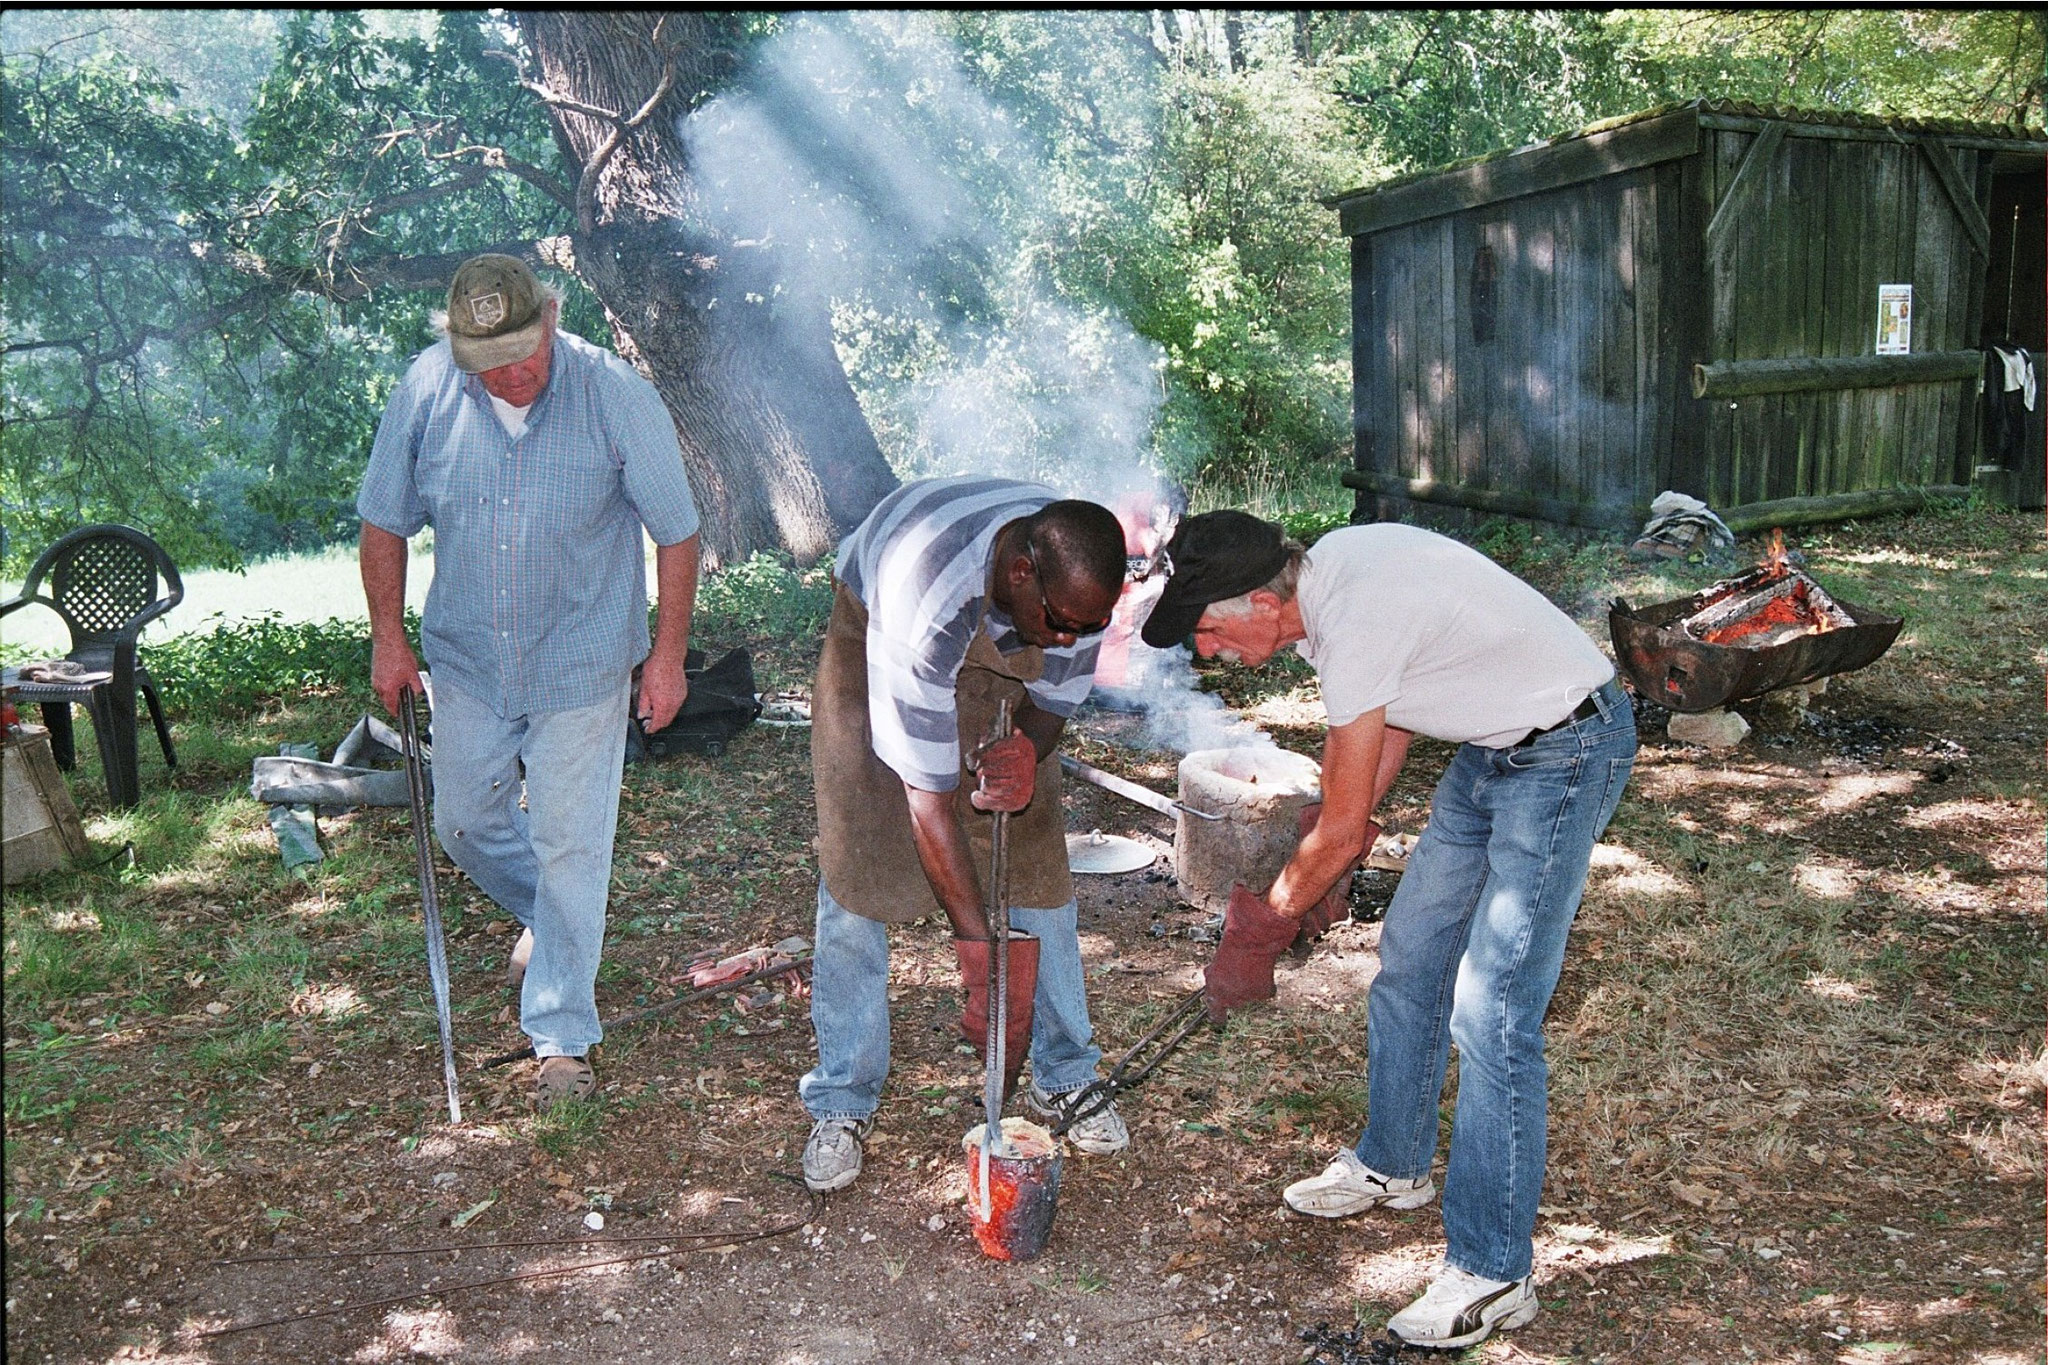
[1355,678,1635,1282]
[799,881,1104,1121]
[430,674,631,1059]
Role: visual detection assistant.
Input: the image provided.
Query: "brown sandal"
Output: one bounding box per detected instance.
[534,1054,595,1108]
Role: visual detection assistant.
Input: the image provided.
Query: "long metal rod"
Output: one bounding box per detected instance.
[476,957,809,1069]
[978,700,1013,1218]
[200,1185,820,1338]
[1059,754,1221,820]
[399,694,462,1125]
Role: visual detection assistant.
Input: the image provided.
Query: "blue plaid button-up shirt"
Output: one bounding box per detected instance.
[357,331,701,716]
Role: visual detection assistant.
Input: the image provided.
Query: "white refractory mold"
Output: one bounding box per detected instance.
[1174,747,1322,913]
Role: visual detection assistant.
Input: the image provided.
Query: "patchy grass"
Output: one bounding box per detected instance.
[525,1097,605,1162]
[1187,447,1353,539]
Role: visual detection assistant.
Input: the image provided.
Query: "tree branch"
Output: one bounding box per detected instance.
[1,336,95,358]
[433,143,575,209]
[517,82,627,125]
[1332,15,1442,108]
[574,24,681,234]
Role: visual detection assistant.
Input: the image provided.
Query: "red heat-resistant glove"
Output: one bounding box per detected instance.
[969,729,1037,813]
[1201,883,1301,1023]
[1289,805,1378,958]
[953,933,1040,1098]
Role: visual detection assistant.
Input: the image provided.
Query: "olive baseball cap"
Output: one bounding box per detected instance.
[1139,510,1291,647]
[444,254,549,373]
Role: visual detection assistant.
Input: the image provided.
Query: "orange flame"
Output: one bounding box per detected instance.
[1763,528,1790,577]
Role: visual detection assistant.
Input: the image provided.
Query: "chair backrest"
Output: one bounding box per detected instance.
[18,524,184,655]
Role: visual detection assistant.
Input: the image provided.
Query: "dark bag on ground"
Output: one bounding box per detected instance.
[627,647,762,761]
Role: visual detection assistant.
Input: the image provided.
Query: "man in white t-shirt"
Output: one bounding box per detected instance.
[1141,511,1636,1349]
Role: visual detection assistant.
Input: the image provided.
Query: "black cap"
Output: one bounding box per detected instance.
[1139,510,1289,647]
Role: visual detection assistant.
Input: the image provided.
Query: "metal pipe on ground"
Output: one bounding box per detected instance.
[1059,754,1221,820]
[477,957,808,1069]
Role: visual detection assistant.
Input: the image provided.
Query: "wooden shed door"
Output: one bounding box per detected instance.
[1700,126,1994,510]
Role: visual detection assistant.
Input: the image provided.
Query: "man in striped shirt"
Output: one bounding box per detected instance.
[802,476,1134,1191]
[359,254,702,1109]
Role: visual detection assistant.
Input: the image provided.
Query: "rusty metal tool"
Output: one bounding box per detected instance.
[977,699,1015,1217]
[398,691,462,1125]
[1058,754,1221,821]
[1043,985,1209,1139]
[476,955,809,1070]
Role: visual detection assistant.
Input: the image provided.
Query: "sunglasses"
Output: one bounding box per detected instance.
[1024,536,1114,637]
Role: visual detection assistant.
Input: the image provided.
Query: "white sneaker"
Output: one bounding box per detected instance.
[802,1116,873,1192]
[1026,1084,1129,1156]
[1281,1148,1435,1217]
[1386,1266,1538,1348]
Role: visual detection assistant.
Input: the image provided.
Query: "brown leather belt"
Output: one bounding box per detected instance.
[1511,690,1602,748]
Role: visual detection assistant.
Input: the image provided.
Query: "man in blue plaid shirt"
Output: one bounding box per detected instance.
[358,254,702,1107]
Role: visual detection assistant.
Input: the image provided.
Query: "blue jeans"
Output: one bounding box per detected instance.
[430,674,631,1059]
[1355,678,1635,1282]
[799,881,1104,1121]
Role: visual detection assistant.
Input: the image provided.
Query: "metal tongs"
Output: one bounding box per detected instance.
[399,689,463,1125]
[1042,985,1209,1139]
[976,699,1015,1219]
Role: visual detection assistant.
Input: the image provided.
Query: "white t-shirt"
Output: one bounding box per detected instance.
[488,394,532,437]
[1295,524,1614,748]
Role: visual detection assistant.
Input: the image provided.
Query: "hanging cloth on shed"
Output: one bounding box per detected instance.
[1993,345,2036,411]
[1983,347,2037,472]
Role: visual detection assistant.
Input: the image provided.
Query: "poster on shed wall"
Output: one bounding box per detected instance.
[1876,284,1913,354]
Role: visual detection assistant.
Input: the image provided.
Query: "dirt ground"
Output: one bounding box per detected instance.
[5,515,2043,1364]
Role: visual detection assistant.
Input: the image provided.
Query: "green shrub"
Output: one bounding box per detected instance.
[689,551,836,642]
[127,550,831,719]
[144,611,388,713]
[1275,507,1351,546]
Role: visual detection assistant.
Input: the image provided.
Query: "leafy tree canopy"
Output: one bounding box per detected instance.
[3,8,2039,574]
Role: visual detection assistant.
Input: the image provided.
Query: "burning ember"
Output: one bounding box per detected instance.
[1608,531,1903,714]
[1682,533,1854,648]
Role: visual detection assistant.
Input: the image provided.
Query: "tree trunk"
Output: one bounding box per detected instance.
[518,13,897,567]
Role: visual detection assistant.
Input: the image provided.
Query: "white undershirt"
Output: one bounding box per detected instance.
[488,394,532,437]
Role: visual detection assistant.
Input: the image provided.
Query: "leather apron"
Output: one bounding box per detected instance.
[813,581,1072,923]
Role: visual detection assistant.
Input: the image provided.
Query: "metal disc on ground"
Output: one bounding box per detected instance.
[1065,830,1156,874]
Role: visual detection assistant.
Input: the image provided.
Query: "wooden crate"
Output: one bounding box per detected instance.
[4,724,89,884]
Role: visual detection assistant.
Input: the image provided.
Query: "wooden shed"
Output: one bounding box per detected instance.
[1330,100,2048,533]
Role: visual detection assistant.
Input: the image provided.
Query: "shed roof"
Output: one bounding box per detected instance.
[1327,99,2048,239]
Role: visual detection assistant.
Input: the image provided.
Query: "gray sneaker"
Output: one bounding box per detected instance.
[802,1116,874,1193]
[1282,1148,1435,1217]
[1026,1084,1129,1156]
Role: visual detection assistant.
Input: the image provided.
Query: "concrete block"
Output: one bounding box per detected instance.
[1669,708,1750,750]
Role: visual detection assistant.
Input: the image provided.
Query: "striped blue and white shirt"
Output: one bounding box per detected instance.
[357,332,700,716]
[838,476,1102,792]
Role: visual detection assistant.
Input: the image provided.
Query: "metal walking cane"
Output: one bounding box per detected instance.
[399,689,463,1125]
